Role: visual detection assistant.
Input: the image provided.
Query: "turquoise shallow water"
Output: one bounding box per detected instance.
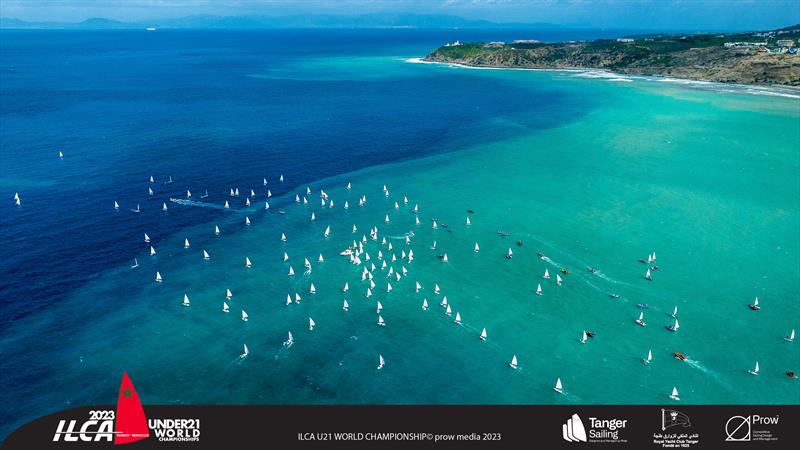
[1,31,799,440]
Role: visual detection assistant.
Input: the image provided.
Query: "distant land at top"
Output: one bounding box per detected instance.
[0,14,574,30]
[425,24,800,86]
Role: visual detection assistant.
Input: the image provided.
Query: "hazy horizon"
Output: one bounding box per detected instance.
[1,1,799,31]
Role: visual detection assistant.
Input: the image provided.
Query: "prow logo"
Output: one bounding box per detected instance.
[115,371,150,445]
[563,413,588,442]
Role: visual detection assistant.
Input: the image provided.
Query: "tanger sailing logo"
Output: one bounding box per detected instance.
[53,372,150,445]
[563,414,588,442]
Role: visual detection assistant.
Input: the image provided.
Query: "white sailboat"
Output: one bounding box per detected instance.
[295,292,302,304]
[441,296,448,307]
[144,233,150,243]
[245,216,251,225]
[155,271,162,283]
[150,246,156,256]
[366,287,372,298]
[264,201,270,210]
[184,238,190,248]
[203,250,210,260]
[224,200,230,209]
[580,331,587,343]
[786,329,796,342]
[454,312,462,325]
[480,328,487,341]
[279,175,284,183]
[241,310,248,322]
[58,151,64,158]
[346,182,351,190]
[245,257,252,268]
[666,318,680,332]
[466,217,471,225]
[543,269,551,279]
[670,306,678,318]
[506,248,513,259]
[445,304,452,316]
[644,349,652,365]
[264,178,268,186]
[288,266,295,276]
[223,302,229,313]
[226,288,233,299]
[286,294,292,305]
[148,187,154,196]
[309,283,316,294]
[442,253,448,263]
[377,354,385,370]
[474,243,480,252]
[432,220,438,230]
[15,194,21,207]
[554,378,564,394]
[283,252,289,262]
[536,284,543,296]
[377,315,385,326]
[308,317,315,331]
[149,176,154,183]
[750,297,760,310]
[114,201,120,210]
[636,311,647,326]
[162,202,168,211]
[130,258,139,269]
[376,301,383,313]
[645,268,652,280]
[748,361,760,375]
[343,299,349,311]
[324,226,330,238]
[386,282,392,293]
[343,282,349,292]
[182,294,190,307]
[310,212,316,221]
[415,281,422,292]
[422,299,428,310]
[186,190,191,198]
[318,254,324,263]
[508,355,518,369]
[241,344,249,358]
[669,387,680,401]
[556,274,563,286]
[281,233,287,242]
[284,331,293,347]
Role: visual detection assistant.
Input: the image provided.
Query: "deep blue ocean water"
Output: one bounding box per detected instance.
[2,28,797,441]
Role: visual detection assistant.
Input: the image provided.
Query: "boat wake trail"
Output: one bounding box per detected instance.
[169,198,230,210]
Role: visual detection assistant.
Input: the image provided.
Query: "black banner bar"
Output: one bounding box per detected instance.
[4,405,798,449]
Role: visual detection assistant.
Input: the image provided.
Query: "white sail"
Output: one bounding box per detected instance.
[264,201,270,210]
[454,312,461,324]
[155,271,162,282]
[377,354,384,370]
[422,299,428,310]
[284,331,293,347]
[480,328,487,340]
[150,246,156,256]
[223,302,229,313]
[283,252,289,262]
[442,253,448,263]
[245,216,251,225]
[343,282,349,292]
[750,361,760,375]
[466,217,471,225]
[387,282,392,293]
[441,296,448,307]
[309,283,316,294]
[148,187,153,196]
[184,238,190,248]
[203,250,210,260]
[543,269,550,279]
[286,294,292,305]
[556,274,563,286]
[162,202,168,211]
[509,355,518,369]
[432,220,438,229]
[343,299,349,311]
[187,190,191,198]
[754,297,759,306]
[787,329,796,342]
[580,331,587,343]
[241,310,248,321]
[281,233,287,241]
[288,266,295,276]
[474,243,480,252]
[144,233,150,243]
[536,284,543,296]
[415,281,421,292]
[445,304,452,316]
[554,378,563,393]
[131,258,138,269]
[670,387,679,400]
[149,176,154,183]
[309,317,315,330]
[674,318,680,330]
[224,200,230,209]
[671,306,678,317]
[226,288,233,299]
[646,350,652,363]
[638,311,644,321]
[376,301,383,313]
[114,201,119,210]
[182,294,190,306]
[645,268,651,280]
[245,257,252,268]
[318,254,324,263]
[324,226,331,238]
[377,315,385,326]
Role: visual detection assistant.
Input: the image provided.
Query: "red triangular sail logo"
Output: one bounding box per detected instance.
[115,372,150,445]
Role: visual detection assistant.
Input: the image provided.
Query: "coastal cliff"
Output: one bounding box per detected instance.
[425,25,800,86]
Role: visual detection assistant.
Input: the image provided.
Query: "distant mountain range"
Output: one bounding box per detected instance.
[0,14,571,30]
